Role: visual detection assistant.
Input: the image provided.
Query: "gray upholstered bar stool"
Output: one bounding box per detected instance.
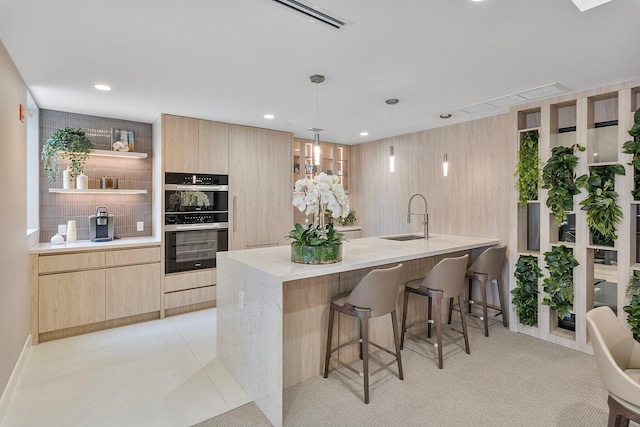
[450,245,507,337]
[323,263,404,404]
[401,254,469,369]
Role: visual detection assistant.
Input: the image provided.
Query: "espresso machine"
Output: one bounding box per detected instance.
[89,206,114,242]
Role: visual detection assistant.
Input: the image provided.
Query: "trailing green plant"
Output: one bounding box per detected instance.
[623,271,640,341]
[541,144,584,227]
[511,255,542,327]
[576,164,625,246]
[42,127,94,182]
[516,130,540,206]
[622,107,640,200]
[542,245,578,319]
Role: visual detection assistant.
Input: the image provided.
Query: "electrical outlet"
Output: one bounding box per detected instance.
[238,291,244,310]
[58,224,67,235]
[137,221,144,232]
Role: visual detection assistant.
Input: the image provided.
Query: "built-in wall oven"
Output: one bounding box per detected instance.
[165,173,229,274]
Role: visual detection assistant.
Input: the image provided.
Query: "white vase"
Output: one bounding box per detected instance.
[66,220,77,243]
[76,173,88,190]
[63,167,74,189]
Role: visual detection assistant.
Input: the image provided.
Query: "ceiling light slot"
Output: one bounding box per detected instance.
[268,0,352,31]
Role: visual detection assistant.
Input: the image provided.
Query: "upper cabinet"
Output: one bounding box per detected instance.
[293,138,350,192]
[230,125,293,250]
[163,114,229,174]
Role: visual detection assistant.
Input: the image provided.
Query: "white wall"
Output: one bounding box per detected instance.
[0,39,30,413]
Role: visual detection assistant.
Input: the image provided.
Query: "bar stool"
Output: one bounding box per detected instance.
[449,245,507,337]
[401,254,469,369]
[323,264,404,404]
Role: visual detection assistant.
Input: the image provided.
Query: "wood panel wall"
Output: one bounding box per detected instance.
[350,113,510,245]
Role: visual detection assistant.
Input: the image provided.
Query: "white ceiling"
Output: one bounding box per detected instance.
[1,0,639,144]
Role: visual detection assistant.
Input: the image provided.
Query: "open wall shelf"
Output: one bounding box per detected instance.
[509,78,640,353]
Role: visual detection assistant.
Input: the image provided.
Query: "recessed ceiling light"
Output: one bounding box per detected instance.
[360,131,369,136]
[94,84,111,91]
[264,114,275,119]
[440,113,452,119]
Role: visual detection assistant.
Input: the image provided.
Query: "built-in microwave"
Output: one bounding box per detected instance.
[164,173,229,274]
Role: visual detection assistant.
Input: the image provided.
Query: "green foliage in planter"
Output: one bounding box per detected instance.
[511,255,542,327]
[576,164,625,246]
[516,131,540,206]
[542,245,578,319]
[335,210,357,226]
[286,222,344,247]
[541,144,585,227]
[623,271,640,341]
[42,127,94,182]
[622,108,640,200]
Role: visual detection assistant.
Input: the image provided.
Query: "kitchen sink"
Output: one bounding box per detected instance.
[380,234,426,241]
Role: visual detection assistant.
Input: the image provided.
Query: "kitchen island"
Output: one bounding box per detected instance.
[216,233,499,426]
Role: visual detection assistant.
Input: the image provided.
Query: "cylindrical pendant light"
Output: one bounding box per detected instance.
[443,154,449,177]
[389,146,395,172]
[314,133,321,166]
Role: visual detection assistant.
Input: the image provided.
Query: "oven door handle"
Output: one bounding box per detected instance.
[174,224,221,231]
[171,184,229,191]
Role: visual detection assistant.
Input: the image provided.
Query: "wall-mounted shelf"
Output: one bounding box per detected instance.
[49,189,147,195]
[58,149,147,159]
[90,149,147,159]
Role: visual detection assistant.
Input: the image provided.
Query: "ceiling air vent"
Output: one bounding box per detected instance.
[268,0,352,31]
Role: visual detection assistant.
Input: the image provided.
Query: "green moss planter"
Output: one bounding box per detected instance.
[291,244,342,264]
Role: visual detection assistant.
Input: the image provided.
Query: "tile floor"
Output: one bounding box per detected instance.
[1,308,250,427]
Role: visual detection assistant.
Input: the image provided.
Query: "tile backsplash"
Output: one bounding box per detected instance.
[39,110,153,242]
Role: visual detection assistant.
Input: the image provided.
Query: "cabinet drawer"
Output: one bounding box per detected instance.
[165,286,216,309]
[106,264,161,320]
[39,252,105,274]
[39,270,106,332]
[165,269,216,293]
[105,247,161,267]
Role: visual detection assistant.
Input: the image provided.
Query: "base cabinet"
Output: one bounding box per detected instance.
[38,270,106,333]
[106,263,161,320]
[31,245,161,343]
[164,269,216,313]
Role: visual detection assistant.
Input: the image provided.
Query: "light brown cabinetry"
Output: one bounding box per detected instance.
[163,114,229,174]
[229,124,293,250]
[31,245,161,343]
[164,269,216,313]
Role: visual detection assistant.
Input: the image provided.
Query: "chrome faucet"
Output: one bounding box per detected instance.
[408,193,428,239]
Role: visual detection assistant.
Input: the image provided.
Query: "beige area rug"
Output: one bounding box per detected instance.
[195,318,636,427]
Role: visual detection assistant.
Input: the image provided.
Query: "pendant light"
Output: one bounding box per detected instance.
[443,154,449,177]
[309,74,325,169]
[386,99,399,172]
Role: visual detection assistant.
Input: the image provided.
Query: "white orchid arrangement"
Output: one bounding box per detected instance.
[289,172,350,246]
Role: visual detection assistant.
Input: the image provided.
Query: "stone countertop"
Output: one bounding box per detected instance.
[219,233,498,282]
[334,225,361,232]
[30,236,161,254]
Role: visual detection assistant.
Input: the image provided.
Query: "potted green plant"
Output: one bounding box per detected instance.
[289,172,349,264]
[541,144,584,226]
[42,127,94,182]
[511,255,542,327]
[622,107,640,200]
[542,245,578,320]
[577,164,625,246]
[516,130,541,206]
[623,271,640,342]
[335,210,356,226]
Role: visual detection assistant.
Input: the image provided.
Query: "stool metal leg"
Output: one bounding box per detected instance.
[359,312,371,404]
[496,278,508,327]
[401,289,410,350]
[479,274,489,337]
[434,293,443,369]
[390,310,404,380]
[323,306,336,378]
[459,294,470,354]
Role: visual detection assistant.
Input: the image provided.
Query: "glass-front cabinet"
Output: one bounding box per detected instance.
[293,138,350,192]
